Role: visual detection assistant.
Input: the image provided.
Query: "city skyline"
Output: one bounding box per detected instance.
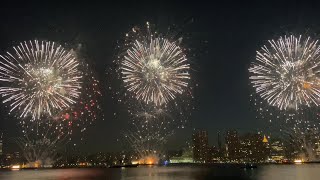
[2,128,314,167]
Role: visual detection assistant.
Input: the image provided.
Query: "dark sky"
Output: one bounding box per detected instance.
[0,1,320,152]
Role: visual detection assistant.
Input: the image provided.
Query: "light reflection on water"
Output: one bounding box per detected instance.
[256,164,320,180]
[0,164,319,180]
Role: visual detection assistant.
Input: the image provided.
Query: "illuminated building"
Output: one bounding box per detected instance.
[207,145,220,163]
[239,133,268,162]
[5,153,12,165]
[169,149,193,164]
[193,130,209,163]
[225,130,240,161]
[270,140,285,162]
[170,157,193,163]
[13,152,20,159]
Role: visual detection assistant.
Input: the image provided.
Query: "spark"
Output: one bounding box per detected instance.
[51,66,102,134]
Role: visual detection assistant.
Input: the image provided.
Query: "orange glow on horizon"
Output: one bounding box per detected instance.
[294,159,303,164]
[137,155,159,165]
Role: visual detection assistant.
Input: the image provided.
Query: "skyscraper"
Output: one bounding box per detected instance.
[225,130,240,161]
[240,133,269,162]
[270,140,284,162]
[193,130,209,163]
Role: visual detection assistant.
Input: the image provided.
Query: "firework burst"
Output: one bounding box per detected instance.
[249,35,320,110]
[0,40,82,120]
[119,22,190,106]
[19,63,102,141]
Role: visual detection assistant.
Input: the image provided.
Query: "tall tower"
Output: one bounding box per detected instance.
[262,135,268,143]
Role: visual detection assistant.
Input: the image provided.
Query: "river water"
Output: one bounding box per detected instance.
[0,164,319,180]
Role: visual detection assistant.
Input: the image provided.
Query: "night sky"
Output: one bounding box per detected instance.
[0,1,319,152]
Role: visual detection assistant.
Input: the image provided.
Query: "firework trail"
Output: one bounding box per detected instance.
[250,93,320,160]
[278,108,320,161]
[282,124,320,161]
[121,104,181,164]
[0,40,82,120]
[16,118,69,167]
[16,137,61,167]
[119,22,190,106]
[249,35,320,110]
[123,111,172,164]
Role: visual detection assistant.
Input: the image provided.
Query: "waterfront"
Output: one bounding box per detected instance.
[0,164,319,180]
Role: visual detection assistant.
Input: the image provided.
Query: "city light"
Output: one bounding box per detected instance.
[11,165,20,170]
[138,155,159,165]
[294,159,303,164]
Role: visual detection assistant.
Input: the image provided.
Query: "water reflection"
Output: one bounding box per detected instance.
[256,164,320,180]
[0,169,104,180]
[0,164,320,180]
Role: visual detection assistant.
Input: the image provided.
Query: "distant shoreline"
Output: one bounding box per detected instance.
[1,161,320,170]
